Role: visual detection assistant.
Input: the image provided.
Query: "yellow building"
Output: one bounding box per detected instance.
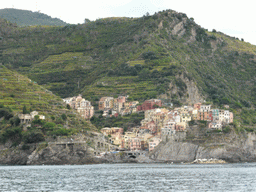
[180,112,192,123]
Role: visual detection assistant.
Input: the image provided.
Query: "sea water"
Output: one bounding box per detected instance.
[1,163,256,191]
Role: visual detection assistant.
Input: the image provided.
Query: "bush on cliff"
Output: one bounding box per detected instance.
[0,127,22,143]
[22,130,45,144]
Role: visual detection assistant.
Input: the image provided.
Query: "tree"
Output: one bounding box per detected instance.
[23,105,29,114]
[61,114,67,121]
[43,122,56,131]
[22,130,45,143]
[139,68,150,79]
[84,18,90,24]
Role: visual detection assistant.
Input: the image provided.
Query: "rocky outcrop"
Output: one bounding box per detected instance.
[26,143,103,165]
[150,132,256,163]
[0,142,105,165]
[161,73,204,105]
[150,142,199,163]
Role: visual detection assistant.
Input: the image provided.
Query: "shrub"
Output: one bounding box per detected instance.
[10,117,20,126]
[43,122,56,130]
[52,128,72,136]
[245,127,254,132]
[21,144,30,150]
[142,51,158,60]
[61,114,67,121]
[0,108,13,120]
[189,120,196,126]
[0,127,22,143]
[22,130,45,144]
[222,126,231,133]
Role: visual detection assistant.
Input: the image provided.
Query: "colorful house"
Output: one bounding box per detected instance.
[137,99,162,111]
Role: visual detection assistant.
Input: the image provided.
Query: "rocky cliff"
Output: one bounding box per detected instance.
[0,142,105,165]
[149,131,256,163]
[1,128,256,165]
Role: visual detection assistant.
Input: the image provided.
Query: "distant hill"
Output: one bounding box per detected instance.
[0,8,67,26]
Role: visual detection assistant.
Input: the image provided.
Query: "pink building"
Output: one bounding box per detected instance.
[149,137,161,151]
[229,112,233,123]
[194,103,201,110]
[141,121,157,135]
[129,137,142,151]
[117,96,126,103]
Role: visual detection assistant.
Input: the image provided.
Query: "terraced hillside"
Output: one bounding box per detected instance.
[0,65,96,134]
[0,10,256,129]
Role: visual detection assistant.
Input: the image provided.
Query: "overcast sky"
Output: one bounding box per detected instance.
[1,0,256,45]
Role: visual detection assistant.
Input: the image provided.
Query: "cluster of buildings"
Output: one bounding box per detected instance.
[98,96,139,117]
[61,95,234,152]
[100,102,234,152]
[63,95,94,119]
[99,97,163,117]
[62,94,163,120]
[101,127,161,152]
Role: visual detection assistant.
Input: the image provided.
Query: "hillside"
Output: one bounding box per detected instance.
[0,65,96,145]
[0,10,256,130]
[0,8,67,26]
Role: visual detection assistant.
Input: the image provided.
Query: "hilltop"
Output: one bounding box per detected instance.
[0,8,67,26]
[0,9,255,130]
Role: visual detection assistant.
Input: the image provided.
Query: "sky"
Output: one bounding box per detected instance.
[1,0,256,45]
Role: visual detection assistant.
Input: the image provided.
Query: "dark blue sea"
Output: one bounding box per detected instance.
[1,163,256,191]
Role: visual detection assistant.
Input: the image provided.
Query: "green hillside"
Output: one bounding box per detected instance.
[0,10,256,129]
[0,65,96,144]
[0,8,67,26]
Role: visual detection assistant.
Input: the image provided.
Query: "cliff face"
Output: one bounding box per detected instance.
[150,142,198,163]
[159,73,204,106]
[150,133,256,163]
[0,142,105,165]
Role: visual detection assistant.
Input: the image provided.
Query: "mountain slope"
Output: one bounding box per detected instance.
[0,10,256,128]
[0,8,67,26]
[0,65,96,133]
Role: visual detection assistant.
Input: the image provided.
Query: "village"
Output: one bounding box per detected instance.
[63,95,234,153]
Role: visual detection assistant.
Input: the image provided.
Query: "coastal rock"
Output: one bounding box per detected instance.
[0,143,105,165]
[150,141,199,163]
[26,143,104,165]
[150,132,256,163]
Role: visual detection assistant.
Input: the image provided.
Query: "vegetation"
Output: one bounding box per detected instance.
[91,112,145,132]
[0,102,94,145]
[0,66,97,144]
[0,8,67,26]
[0,9,255,132]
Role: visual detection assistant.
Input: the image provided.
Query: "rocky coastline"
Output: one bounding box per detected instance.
[1,132,256,165]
